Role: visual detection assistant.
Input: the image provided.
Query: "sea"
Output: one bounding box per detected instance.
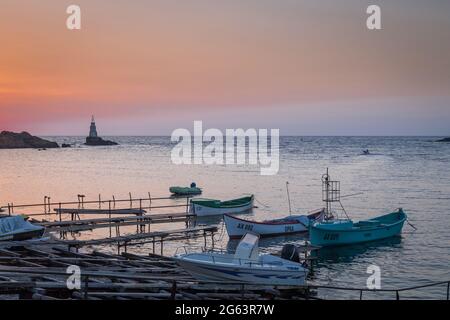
[1,136,449,299]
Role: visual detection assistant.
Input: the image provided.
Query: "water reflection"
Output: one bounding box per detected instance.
[314,236,403,264]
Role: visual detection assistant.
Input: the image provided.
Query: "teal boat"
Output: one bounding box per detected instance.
[170,186,202,196]
[310,208,407,247]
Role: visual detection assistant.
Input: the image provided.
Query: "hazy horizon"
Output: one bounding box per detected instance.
[1,0,450,135]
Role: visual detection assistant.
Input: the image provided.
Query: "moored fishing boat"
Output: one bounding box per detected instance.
[309,169,408,247]
[310,209,407,246]
[224,209,325,239]
[0,215,45,241]
[190,195,254,217]
[174,233,309,285]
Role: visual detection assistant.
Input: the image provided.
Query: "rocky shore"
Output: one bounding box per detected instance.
[0,131,59,149]
[436,137,450,142]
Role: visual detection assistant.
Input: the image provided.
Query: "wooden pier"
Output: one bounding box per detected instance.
[0,245,309,300]
[37,212,196,236]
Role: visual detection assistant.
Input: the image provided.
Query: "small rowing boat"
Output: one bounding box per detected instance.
[224,209,325,239]
[169,183,202,196]
[190,195,254,217]
[174,233,309,285]
[0,215,45,241]
[309,208,407,247]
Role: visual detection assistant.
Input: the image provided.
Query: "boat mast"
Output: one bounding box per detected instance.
[286,181,292,215]
[322,168,330,217]
[322,168,349,220]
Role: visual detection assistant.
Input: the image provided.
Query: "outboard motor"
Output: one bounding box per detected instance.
[280,244,300,263]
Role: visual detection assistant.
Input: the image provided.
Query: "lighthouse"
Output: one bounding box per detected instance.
[89,116,98,138]
[85,116,118,146]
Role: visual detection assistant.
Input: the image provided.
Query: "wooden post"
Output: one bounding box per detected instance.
[152,237,155,254]
[148,192,152,211]
[447,281,449,300]
[360,290,363,300]
[204,230,207,247]
[59,202,62,222]
[109,200,112,238]
[396,291,400,300]
[171,281,177,300]
[129,192,132,208]
[98,194,101,208]
[139,199,144,232]
[83,276,89,300]
[112,195,116,208]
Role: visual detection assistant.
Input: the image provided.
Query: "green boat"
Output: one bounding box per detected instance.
[169,185,202,196]
[190,195,254,216]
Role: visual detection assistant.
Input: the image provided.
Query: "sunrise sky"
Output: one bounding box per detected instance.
[0,0,449,135]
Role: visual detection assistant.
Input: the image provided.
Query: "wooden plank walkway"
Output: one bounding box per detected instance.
[0,246,306,300]
[63,225,218,254]
[39,213,193,227]
[37,213,195,234]
[0,225,218,255]
[53,208,147,215]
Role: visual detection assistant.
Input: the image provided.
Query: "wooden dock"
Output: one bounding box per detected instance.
[0,245,309,300]
[36,212,196,235]
[0,225,218,255]
[64,225,218,254]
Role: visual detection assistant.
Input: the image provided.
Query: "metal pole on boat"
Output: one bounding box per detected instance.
[286,181,292,215]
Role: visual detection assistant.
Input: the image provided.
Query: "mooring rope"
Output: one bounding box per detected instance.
[254,197,270,209]
[406,219,417,230]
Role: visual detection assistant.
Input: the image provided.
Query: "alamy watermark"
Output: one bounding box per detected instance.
[171,121,279,175]
[366,264,381,289]
[65,4,381,31]
[66,265,81,290]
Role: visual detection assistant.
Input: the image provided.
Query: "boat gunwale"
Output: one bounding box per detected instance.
[224,213,302,226]
[191,195,254,209]
[174,254,306,273]
[311,211,406,233]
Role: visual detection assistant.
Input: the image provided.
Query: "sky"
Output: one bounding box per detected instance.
[0,0,449,135]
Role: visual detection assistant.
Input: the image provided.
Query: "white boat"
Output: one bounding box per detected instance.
[189,195,254,217]
[174,233,309,286]
[0,215,45,241]
[224,209,325,239]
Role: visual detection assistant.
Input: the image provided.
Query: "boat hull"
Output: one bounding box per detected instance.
[174,257,307,286]
[310,209,407,247]
[224,210,324,239]
[224,214,308,239]
[0,227,45,241]
[169,187,202,196]
[190,197,254,217]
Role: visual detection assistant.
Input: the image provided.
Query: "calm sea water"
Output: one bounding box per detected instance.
[1,136,449,299]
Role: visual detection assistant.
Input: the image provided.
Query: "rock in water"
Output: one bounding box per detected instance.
[85,136,118,146]
[436,137,450,142]
[0,131,59,149]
